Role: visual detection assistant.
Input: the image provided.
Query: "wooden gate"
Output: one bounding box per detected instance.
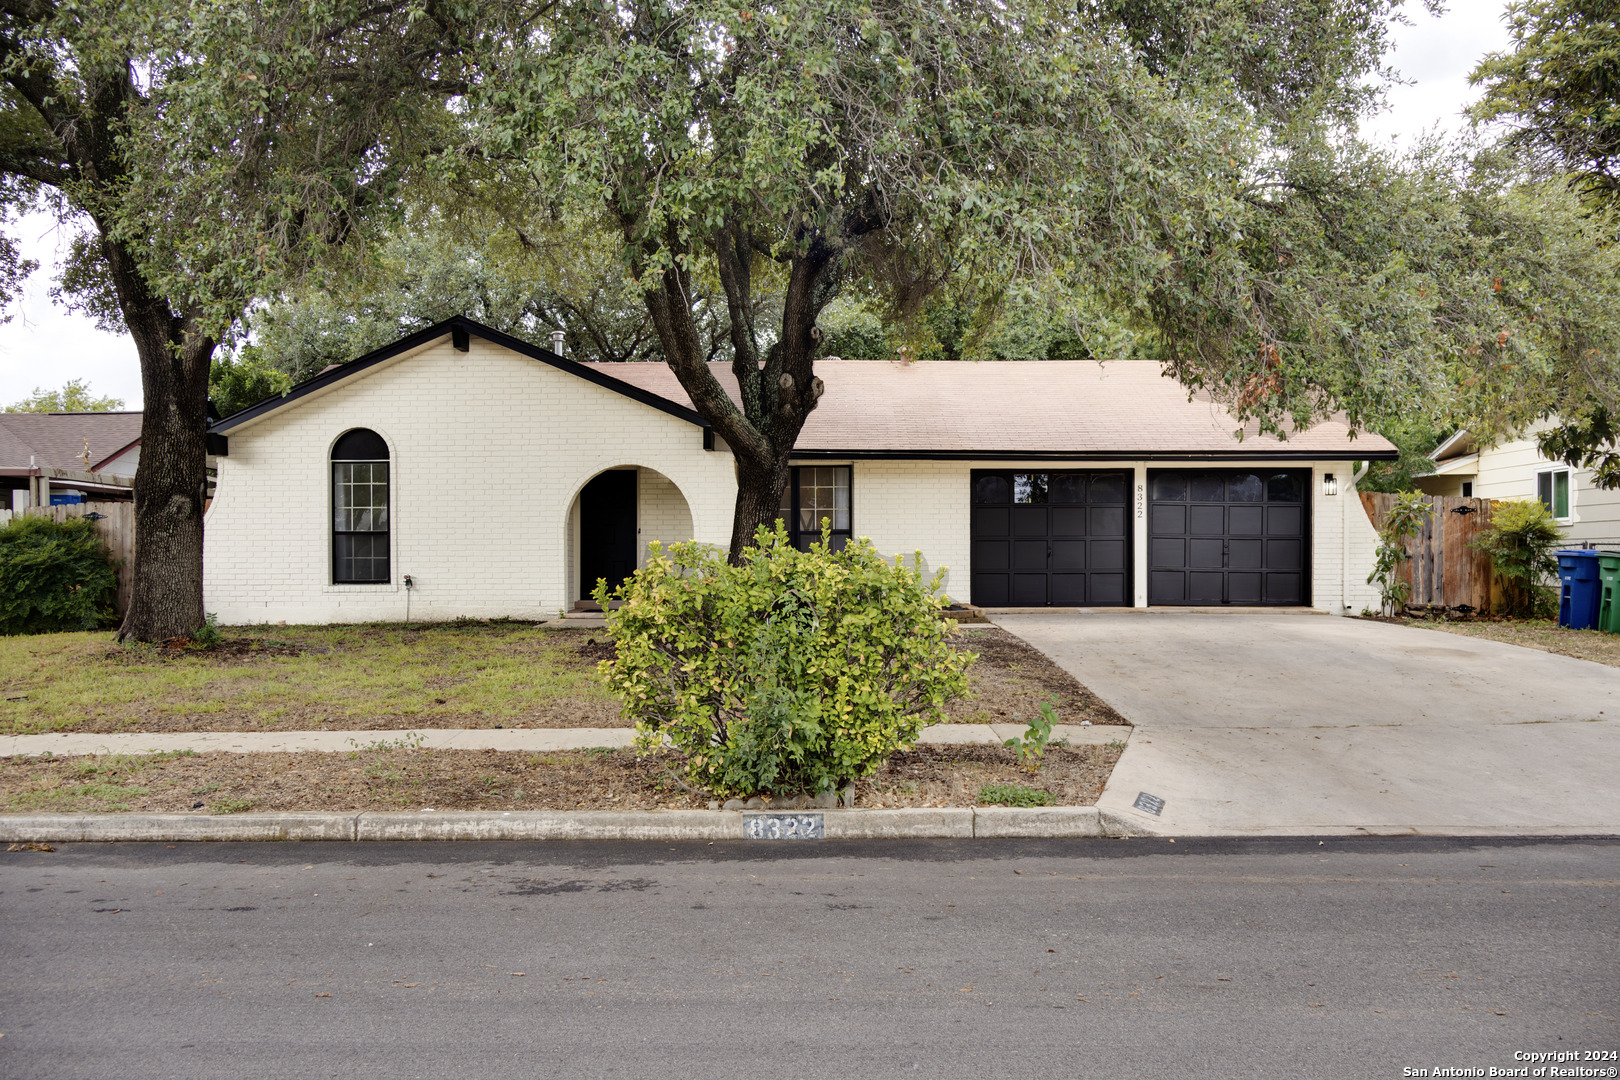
[20,501,136,615]
[1359,493,1495,611]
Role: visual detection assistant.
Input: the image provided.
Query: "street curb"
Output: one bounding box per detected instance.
[0,806,1132,843]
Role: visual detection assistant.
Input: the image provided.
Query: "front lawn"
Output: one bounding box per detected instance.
[0,621,622,736]
[0,741,1126,813]
[0,621,1127,736]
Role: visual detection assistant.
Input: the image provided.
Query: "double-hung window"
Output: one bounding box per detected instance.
[1537,467,1571,522]
[332,428,390,583]
[778,465,852,550]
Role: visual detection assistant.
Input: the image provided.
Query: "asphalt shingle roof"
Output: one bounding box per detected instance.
[586,360,1396,457]
[0,412,143,471]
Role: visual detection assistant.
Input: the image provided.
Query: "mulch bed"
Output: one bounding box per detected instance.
[943,626,1128,726]
[0,743,1124,814]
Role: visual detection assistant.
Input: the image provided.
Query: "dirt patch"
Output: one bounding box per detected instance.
[0,742,1124,814]
[1371,616,1620,669]
[945,626,1128,726]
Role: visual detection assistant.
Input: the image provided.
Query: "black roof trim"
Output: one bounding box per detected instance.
[786,448,1398,462]
[208,316,709,434]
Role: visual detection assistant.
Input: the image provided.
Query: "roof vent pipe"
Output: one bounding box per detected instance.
[550,329,565,356]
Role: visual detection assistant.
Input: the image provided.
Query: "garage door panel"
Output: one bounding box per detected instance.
[1090,539,1128,570]
[1152,504,1186,534]
[1149,468,1309,607]
[1188,572,1225,604]
[1013,507,1048,536]
[1150,571,1186,604]
[972,540,1009,572]
[1189,505,1226,534]
[1189,538,1225,568]
[1089,574,1127,605]
[972,574,1009,606]
[1051,574,1087,605]
[973,507,1009,537]
[1011,575,1048,605]
[1050,540,1087,571]
[1229,538,1264,569]
[1051,507,1088,536]
[1229,505,1264,535]
[1266,572,1303,604]
[1012,540,1047,571]
[1151,538,1185,568]
[1267,505,1303,534]
[1227,572,1263,604]
[1267,538,1302,568]
[1090,506,1126,536]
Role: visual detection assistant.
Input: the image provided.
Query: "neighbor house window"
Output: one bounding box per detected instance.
[778,466,851,550]
[1537,468,1571,521]
[1461,482,1473,498]
[332,428,390,583]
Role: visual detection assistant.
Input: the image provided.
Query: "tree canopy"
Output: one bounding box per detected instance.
[6,378,123,412]
[1469,0,1620,486]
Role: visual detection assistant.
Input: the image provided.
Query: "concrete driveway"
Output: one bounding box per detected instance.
[994,612,1620,836]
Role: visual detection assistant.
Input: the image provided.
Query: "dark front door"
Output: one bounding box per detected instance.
[970,470,1131,607]
[1148,469,1309,606]
[580,470,637,599]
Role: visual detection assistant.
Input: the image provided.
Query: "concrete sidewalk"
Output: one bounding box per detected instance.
[0,723,1130,758]
[997,611,1620,836]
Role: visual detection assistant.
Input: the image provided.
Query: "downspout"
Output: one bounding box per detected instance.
[1341,461,1370,614]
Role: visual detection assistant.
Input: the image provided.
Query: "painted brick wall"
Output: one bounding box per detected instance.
[847,460,971,601]
[203,337,736,624]
[636,467,695,567]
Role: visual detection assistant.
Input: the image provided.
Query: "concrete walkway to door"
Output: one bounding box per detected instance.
[994,611,1620,836]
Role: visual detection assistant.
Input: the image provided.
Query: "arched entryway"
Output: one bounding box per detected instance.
[579,470,638,599]
[570,466,695,605]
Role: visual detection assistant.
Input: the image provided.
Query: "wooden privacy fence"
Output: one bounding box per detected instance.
[1360,493,1496,611]
[17,501,136,616]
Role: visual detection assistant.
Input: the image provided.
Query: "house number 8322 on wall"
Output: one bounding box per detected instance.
[744,813,825,839]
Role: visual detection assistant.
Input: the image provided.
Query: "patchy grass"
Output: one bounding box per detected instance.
[0,619,1129,735]
[0,621,624,736]
[0,742,1124,813]
[976,783,1053,807]
[1399,617,1620,669]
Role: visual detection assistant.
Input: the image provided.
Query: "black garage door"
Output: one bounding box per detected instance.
[1148,469,1308,606]
[971,471,1130,607]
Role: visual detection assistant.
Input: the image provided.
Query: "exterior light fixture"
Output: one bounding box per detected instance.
[1322,473,1337,496]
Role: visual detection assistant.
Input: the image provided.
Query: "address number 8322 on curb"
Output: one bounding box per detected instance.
[744,813,824,839]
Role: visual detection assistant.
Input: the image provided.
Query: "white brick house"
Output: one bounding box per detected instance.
[203,317,1395,624]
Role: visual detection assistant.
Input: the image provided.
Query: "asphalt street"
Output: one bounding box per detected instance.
[2,837,1616,1080]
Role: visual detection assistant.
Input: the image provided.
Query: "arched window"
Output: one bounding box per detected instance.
[332,429,390,584]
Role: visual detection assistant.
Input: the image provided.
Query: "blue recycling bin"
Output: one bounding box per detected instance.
[1557,550,1603,630]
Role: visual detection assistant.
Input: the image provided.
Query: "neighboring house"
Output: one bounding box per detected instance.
[1415,427,1620,548]
[202,317,1397,624]
[0,411,142,513]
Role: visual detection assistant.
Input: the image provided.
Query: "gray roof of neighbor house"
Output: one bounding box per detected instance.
[0,411,143,474]
[207,317,1396,460]
[593,359,1397,460]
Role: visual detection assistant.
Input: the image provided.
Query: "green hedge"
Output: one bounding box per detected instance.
[596,524,973,798]
[0,515,119,635]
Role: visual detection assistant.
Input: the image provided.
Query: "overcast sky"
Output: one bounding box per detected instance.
[0,0,1517,410]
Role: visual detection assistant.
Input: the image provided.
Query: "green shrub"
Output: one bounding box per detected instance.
[0,515,118,635]
[596,523,973,798]
[978,783,1052,807]
[1472,499,1564,618]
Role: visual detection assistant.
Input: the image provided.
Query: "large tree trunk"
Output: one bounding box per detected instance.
[109,242,216,643]
[730,454,794,563]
